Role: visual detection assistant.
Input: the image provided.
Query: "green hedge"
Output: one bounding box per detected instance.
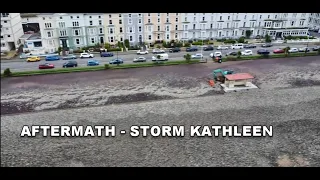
[284,35,316,40]
[2,60,200,77]
[221,52,318,61]
[107,48,122,52]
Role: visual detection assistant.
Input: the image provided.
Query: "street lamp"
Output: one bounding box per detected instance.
[306,31,309,53]
[115,35,119,59]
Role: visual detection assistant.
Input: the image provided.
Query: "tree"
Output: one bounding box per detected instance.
[237,51,242,59]
[124,39,130,48]
[184,53,191,63]
[284,46,290,57]
[245,30,252,39]
[265,34,271,43]
[117,41,122,48]
[3,68,12,77]
[238,36,245,43]
[104,43,110,49]
[162,41,168,48]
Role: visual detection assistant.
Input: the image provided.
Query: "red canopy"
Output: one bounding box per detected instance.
[225,73,254,81]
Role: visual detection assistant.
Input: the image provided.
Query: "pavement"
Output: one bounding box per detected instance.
[1,56,320,167]
[1,44,317,72]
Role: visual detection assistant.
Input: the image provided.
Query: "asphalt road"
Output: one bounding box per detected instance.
[0,44,314,72]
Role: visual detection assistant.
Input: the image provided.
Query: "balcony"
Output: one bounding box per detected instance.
[152,31,165,34]
[1,13,10,20]
[188,29,201,32]
[170,30,183,33]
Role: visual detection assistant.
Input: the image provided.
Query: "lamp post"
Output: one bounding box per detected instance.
[115,35,119,59]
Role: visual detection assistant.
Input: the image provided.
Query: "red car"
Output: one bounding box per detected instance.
[273,49,285,53]
[39,63,55,69]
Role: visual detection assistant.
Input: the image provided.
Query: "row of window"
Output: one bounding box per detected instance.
[182,13,307,22]
[147,13,179,17]
[57,15,102,20]
[46,21,310,38]
[74,36,105,45]
[46,28,106,38]
[44,20,308,30]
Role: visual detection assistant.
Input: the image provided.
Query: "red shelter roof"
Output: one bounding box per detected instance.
[225,73,254,81]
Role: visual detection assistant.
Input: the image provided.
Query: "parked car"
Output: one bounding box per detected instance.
[203,46,214,51]
[273,49,285,53]
[20,53,32,59]
[241,50,253,56]
[62,54,77,60]
[100,52,114,57]
[257,49,270,55]
[288,48,299,53]
[191,54,204,59]
[312,46,319,51]
[231,44,244,49]
[186,47,198,52]
[255,35,261,39]
[26,56,41,62]
[152,49,165,54]
[45,55,60,61]
[262,43,273,47]
[109,58,124,64]
[80,53,94,58]
[137,50,148,55]
[169,47,181,53]
[152,53,169,61]
[87,60,100,66]
[133,57,147,62]
[39,63,54,69]
[298,47,310,52]
[217,46,229,50]
[63,61,78,68]
[226,52,237,56]
[244,44,257,48]
[210,52,222,58]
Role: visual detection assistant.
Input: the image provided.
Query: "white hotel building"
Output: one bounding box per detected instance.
[180,13,309,40]
[16,13,314,54]
[308,13,320,33]
[37,13,105,51]
[1,13,24,52]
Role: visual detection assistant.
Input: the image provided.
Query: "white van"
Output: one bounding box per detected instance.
[152,53,169,61]
[231,44,244,49]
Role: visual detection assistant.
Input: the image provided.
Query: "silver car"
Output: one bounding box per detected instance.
[133,57,147,62]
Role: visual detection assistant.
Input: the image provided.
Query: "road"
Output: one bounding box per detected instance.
[0,44,314,72]
[1,56,320,167]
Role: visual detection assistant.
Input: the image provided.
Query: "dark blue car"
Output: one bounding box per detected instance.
[257,49,270,55]
[87,60,100,66]
[45,55,60,61]
[109,59,123,64]
[101,52,114,57]
[186,47,198,52]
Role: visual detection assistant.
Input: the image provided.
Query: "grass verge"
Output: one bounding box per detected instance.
[2,60,200,77]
